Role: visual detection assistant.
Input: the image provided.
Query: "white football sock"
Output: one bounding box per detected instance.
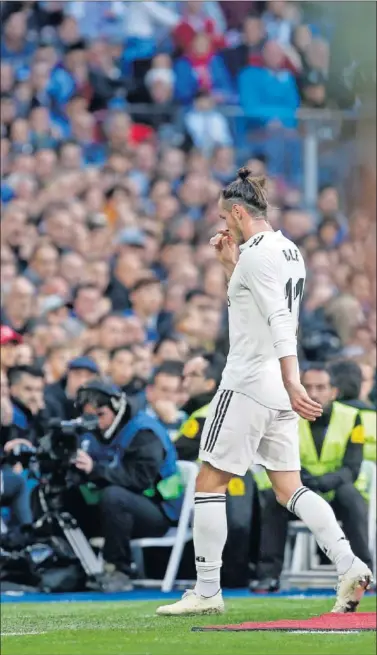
[193,492,227,598]
[287,487,355,575]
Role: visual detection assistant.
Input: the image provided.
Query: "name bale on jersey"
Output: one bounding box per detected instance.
[282,249,299,262]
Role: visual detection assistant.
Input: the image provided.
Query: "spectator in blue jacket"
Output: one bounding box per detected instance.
[238,41,301,183]
[238,41,300,128]
[174,33,234,105]
[1,11,36,69]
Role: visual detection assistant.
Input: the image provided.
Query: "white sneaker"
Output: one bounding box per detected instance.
[332,557,373,613]
[156,589,225,616]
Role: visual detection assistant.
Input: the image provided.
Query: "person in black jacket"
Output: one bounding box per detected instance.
[62,380,182,592]
[44,356,99,421]
[328,360,376,412]
[7,365,50,447]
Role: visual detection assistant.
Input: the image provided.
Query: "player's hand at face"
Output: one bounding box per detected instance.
[210,230,239,268]
[285,382,323,421]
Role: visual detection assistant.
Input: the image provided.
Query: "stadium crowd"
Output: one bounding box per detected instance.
[1,1,376,593]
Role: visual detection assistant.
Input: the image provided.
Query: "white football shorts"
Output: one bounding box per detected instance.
[199,389,301,476]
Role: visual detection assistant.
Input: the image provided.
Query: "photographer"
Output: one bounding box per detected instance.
[65,380,184,592]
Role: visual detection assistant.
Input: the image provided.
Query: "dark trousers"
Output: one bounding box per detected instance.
[257,483,373,579]
[1,466,33,526]
[64,486,171,574]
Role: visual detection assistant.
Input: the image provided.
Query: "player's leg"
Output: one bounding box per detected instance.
[258,411,372,613]
[156,391,268,616]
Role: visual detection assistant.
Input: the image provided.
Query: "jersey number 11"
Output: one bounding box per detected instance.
[285,277,304,314]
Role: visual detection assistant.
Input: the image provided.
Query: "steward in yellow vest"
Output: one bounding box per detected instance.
[253,402,373,498]
[251,365,373,593]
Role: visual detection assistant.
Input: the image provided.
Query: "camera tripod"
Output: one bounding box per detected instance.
[35,487,103,578]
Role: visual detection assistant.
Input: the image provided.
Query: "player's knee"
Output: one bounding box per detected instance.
[267,470,303,507]
[195,462,231,494]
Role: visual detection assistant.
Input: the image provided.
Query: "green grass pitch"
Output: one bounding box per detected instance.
[1,596,376,655]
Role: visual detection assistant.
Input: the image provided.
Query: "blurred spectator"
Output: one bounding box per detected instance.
[173,0,225,55]
[127,277,172,342]
[174,33,233,104]
[44,355,99,421]
[183,91,233,155]
[222,13,267,80]
[262,0,298,46]
[1,326,24,371]
[1,277,35,335]
[8,365,48,445]
[238,43,300,128]
[1,11,36,68]
[146,361,186,439]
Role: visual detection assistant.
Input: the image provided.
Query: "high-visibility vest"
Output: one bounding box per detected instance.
[253,467,272,491]
[173,404,210,443]
[299,402,368,501]
[254,402,371,500]
[360,409,376,462]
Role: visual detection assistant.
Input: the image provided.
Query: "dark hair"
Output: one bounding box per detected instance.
[73,283,100,300]
[301,363,336,387]
[130,277,161,294]
[185,289,208,303]
[150,361,184,383]
[8,365,44,386]
[153,336,182,355]
[57,139,81,155]
[109,346,133,360]
[319,184,337,195]
[221,167,268,218]
[327,360,362,401]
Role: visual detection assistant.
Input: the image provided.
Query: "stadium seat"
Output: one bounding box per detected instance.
[131,460,198,593]
[282,462,377,585]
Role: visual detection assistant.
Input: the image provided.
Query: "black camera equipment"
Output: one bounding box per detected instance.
[5,415,104,581]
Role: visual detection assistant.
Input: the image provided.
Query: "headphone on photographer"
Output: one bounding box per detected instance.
[75,379,128,440]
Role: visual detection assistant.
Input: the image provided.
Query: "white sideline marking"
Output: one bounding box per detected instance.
[289,630,360,634]
[1,631,46,637]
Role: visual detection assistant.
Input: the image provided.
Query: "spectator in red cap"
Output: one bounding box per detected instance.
[0,325,23,371]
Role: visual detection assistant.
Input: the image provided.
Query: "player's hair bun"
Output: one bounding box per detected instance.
[237,167,252,181]
[222,167,268,215]
[237,168,267,191]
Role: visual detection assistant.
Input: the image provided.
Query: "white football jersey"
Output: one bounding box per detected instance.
[220,230,306,410]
